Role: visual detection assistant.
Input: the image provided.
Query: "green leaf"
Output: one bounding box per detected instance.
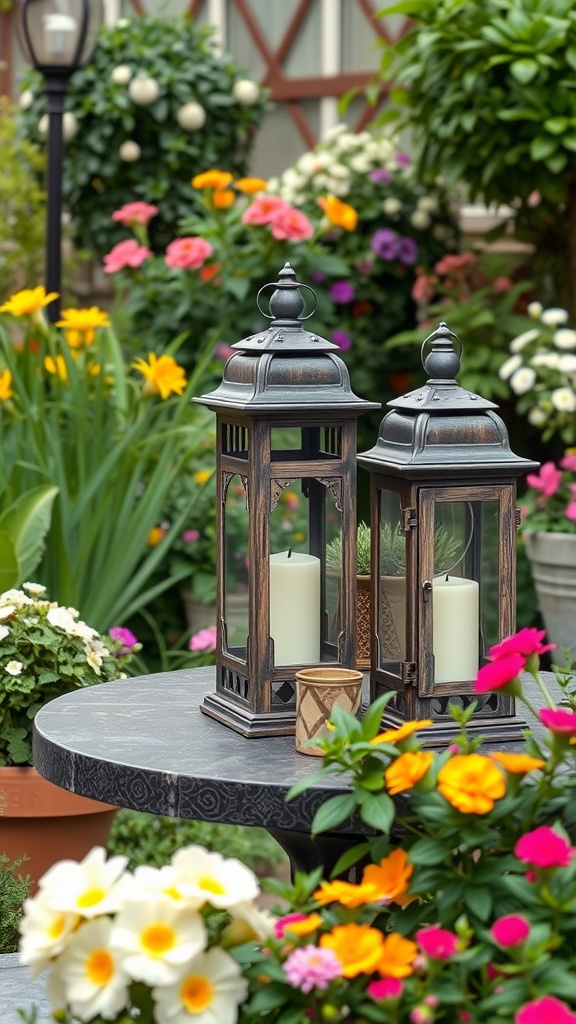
[408,836,450,865]
[509,59,539,84]
[311,792,358,836]
[544,116,569,135]
[530,134,558,160]
[0,485,58,585]
[464,885,492,921]
[359,791,395,833]
[361,692,393,741]
[0,530,19,591]
[330,842,372,879]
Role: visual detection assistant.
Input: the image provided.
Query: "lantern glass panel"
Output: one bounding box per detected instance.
[324,484,343,654]
[20,0,102,67]
[379,488,407,668]
[270,425,342,461]
[223,473,249,656]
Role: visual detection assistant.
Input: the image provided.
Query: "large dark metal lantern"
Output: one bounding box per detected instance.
[357,322,539,743]
[196,264,379,736]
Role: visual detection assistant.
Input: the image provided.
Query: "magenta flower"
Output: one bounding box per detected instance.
[371,228,400,261]
[398,236,418,265]
[367,977,404,1001]
[370,168,393,185]
[539,707,576,735]
[516,996,576,1024]
[474,652,524,693]
[490,914,530,947]
[108,626,138,655]
[283,945,342,993]
[103,239,152,273]
[111,201,159,226]
[182,529,200,544]
[566,500,576,521]
[515,825,574,868]
[526,462,562,497]
[561,452,576,471]
[274,913,308,939]
[395,152,411,167]
[416,925,459,960]
[189,626,217,653]
[331,329,352,351]
[489,627,555,661]
[329,280,355,304]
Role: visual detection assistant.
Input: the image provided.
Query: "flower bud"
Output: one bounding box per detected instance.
[119,140,141,162]
[177,101,206,130]
[63,112,78,142]
[111,64,133,85]
[233,78,259,105]
[128,75,160,105]
[19,89,34,110]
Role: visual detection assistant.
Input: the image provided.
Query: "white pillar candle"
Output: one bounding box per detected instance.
[432,575,479,683]
[270,551,321,666]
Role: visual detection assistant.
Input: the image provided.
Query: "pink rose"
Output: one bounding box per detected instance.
[515,825,574,868]
[241,195,288,226]
[416,925,459,960]
[539,707,576,735]
[475,652,524,693]
[269,206,314,241]
[516,996,576,1024]
[490,914,530,947]
[103,239,152,273]
[111,201,159,226]
[488,627,555,661]
[165,236,213,270]
[367,977,404,1001]
[526,462,562,497]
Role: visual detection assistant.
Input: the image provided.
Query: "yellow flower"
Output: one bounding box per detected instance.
[44,354,68,381]
[489,751,546,774]
[56,306,110,348]
[284,913,323,937]
[320,923,384,978]
[385,751,434,796]
[371,720,434,746]
[213,189,235,209]
[437,754,506,814]
[235,177,267,194]
[192,169,234,190]
[361,848,414,906]
[194,469,212,485]
[317,195,358,231]
[0,286,59,318]
[147,526,166,547]
[376,932,418,979]
[133,353,187,399]
[313,879,380,909]
[0,369,13,401]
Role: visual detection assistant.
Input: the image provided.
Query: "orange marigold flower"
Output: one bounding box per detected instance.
[437,754,506,814]
[284,913,323,936]
[0,369,13,401]
[317,195,358,231]
[385,751,434,796]
[147,526,166,547]
[235,176,268,194]
[376,932,418,979]
[213,189,235,209]
[361,848,414,906]
[132,353,187,399]
[44,354,68,381]
[371,720,433,746]
[191,169,234,190]
[56,306,110,348]
[313,879,379,908]
[0,285,59,317]
[320,923,384,978]
[489,752,546,773]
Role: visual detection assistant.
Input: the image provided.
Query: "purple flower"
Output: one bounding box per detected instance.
[398,236,418,265]
[329,280,355,304]
[370,168,392,185]
[395,152,411,167]
[331,329,352,351]
[371,228,400,261]
[108,626,139,656]
[189,626,217,652]
[311,270,327,283]
[284,945,342,993]
[182,529,200,544]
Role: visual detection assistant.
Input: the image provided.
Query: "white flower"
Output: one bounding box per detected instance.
[116,17,130,27]
[0,605,15,621]
[170,845,259,909]
[85,650,102,674]
[63,112,78,142]
[232,79,259,105]
[152,947,248,1024]
[22,582,46,595]
[559,354,576,373]
[38,114,48,137]
[334,132,360,153]
[498,354,523,380]
[19,89,34,110]
[323,123,347,141]
[111,896,207,986]
[177,102,206,131]
[329,162,351,180]
[47,606,77,634]
[528,407,549,427]
[531,352,561,369]
[38,846,128,919]
[551,386,576,412]
[510,366,537,395]
[509,327,539,352]
[225,901,275,945]
[411,210,431,230]
[554,329,576,350]
[5,660,22,675]
[128,75,160,106]
[349,153,372,174]
[0,625,9,641]
[0,589,32,605]
[382,197,402,217]
[20,892,79,977]
[111,64,132,85]
[328,178,351,197]
[417,195,439,214]
[119,140,141,162]
[52,917,131,1023]
[541,307,569,326]
[527,301,543,319]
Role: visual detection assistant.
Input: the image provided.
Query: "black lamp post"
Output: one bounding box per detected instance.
[17,0,103,323]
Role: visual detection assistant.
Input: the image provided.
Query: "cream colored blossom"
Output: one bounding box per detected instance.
[383,197,402,216]
[152,947,248,1024]
[22,582,47,595]
[498,354,522,380]
[0,625,9,641]
[111,896,207,986]
[19,892,80,977]
[5,660,22,675]
[38,846,128,920]
[411,210,431,229]
[171,845,259,909]
[541,307,569,326]
[509,328,539,353]
[528,407,548,427]
[510,367,537,395]
[554,328,576,350]
[551,386,576,412]
[51,917,131,1022]
[527,301,543,319]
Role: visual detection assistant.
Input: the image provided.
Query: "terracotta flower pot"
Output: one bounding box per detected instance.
[0,767,117,892]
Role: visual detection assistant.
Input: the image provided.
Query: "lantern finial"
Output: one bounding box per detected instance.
[422,322,462,381]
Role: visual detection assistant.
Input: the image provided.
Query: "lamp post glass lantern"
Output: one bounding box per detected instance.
[196,264,379,737]
[358,322,539,744]
[17,0,103,322]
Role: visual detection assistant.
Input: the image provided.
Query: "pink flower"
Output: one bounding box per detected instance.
[526,462,562,497]
[367,977,404,1001]
[283,945,342,993]
[566,501,576,521]
[411,1009,434,1024]
[103,239,152,273]
[269,206,314,241]
[539,707,576,735]
[493,276,512,293]
[490,915,530,947]
[475,652,524,693]
[411,272,437,305]
[331,329,352,351]
[182,529,200,544]
[111,201,159,226]
[515,826,574,868]
[560,452,576,471]
[165,236,213,270]
[108,626,139,655]
[416,925,459,960]
[188,626,217,653]
[274,913,308,939]
[489,627,555,661]
[241,195,288,225]
[516,996,576,1024]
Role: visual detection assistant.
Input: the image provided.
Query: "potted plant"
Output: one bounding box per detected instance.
[0,583,139,889]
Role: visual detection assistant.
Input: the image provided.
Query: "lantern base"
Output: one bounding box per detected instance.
[378,704,528,747]
[200,692,296,737]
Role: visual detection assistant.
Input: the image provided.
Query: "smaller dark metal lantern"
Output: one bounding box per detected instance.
[196,264,379,736]
[18,0,103,70]
[358,322,538,743]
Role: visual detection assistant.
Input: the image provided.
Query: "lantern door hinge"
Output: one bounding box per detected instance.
[515,508,522,529]
[402,662,417,686]
[402,507,417,531]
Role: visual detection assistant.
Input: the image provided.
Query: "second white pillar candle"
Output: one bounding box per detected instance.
[270,551,321,666]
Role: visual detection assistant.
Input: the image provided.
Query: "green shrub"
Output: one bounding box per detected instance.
[0,853,30,953]
[0,98,44,302]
